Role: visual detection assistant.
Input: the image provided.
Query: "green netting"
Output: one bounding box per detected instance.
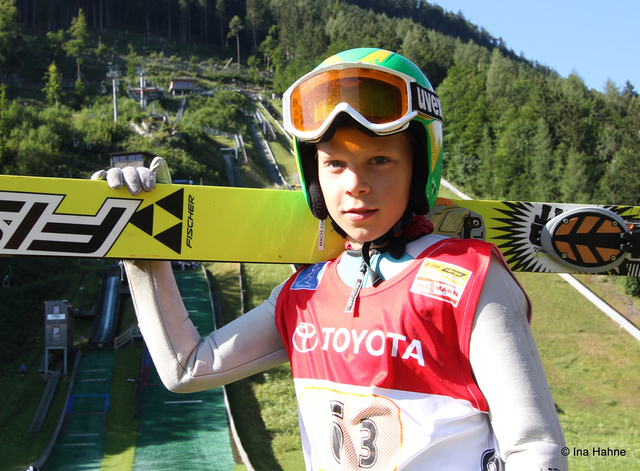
[43,350,113,471]
[133,269,235,471]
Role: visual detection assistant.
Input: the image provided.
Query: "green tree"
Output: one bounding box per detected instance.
[43,62,63,107]
[599,96,640,205]
[603,79,626,116]
[70,78,86,109]
[216,0,226,47]
[259,25,280,71]
[560,147,590,203]
[228,15,244,70]
[247,55,260,81]
[438,63,488,184]
[599,147,640,206]
[530,118,557,201]
[475,125,496,198]
[246,0,267,50]
[486,48,518,106]
[421,29,456,87]
[126,44,141,78]
[64,9,89,81]
[0,0,18,67]
[492,115,535,200]
[622,80,638,98]
[400,25,429,71]
[0,84,8,165]
[46,29,66,61]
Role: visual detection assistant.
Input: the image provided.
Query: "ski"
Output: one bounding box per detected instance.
[1,175,639,274]
[430,198,640,276]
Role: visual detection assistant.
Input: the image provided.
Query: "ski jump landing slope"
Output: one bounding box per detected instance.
[133,268,235,471]
[90,268,122,345]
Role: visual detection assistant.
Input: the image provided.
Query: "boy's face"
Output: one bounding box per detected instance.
[316,126,413,249]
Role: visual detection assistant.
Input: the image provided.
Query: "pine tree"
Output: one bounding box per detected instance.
[596,97,640,204]
[216,0,226,47]
[246,0,267,50]
[228,16,244,71]
[0,84,8,165]
[64,9,89,81]
[561,147,590,203]
[0,0,18,68]
[259,25,279,71]
[600,147,640,206]
[475,125,495,198]
[71,77,86,109]
[530,118,556,201]
[43,62,63,107]
[622,80,638,98]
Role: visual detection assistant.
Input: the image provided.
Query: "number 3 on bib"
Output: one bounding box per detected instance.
[299,388,402,470]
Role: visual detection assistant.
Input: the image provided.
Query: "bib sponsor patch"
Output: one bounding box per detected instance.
[292,262,328,291]
[410,259,471,307]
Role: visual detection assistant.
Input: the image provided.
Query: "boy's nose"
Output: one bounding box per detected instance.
[344,168,369,195]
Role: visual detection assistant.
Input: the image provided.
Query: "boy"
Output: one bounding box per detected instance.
[96,48,567,470]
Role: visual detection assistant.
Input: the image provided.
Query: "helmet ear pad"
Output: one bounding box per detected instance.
[298,140,329,220]
[407,121,430,215]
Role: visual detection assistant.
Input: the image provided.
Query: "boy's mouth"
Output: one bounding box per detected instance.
[344,208,377,220]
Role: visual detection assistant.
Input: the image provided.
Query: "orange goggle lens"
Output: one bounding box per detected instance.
[289,68,409,133]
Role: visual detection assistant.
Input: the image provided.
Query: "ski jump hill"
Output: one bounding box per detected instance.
[89,267,123,345]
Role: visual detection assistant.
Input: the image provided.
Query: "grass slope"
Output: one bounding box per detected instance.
[520,272,640,469]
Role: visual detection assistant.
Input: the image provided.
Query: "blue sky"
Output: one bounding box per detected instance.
[431,1,639,93]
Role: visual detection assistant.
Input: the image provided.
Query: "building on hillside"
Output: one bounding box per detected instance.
[169,78,202,95]
[43,300,74,375]
[127,79,166,105]
[109,151,155,169]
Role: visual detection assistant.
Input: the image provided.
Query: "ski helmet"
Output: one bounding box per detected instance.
[283,48,444,221]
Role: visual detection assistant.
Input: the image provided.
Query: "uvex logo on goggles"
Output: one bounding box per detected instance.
[410,82,443,123]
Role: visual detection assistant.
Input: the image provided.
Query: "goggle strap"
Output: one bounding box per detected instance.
[410,83,444,122]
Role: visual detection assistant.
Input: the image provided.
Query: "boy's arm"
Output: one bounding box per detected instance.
[92,160,287,393]
[124,259,288,393]
[470,255,568,471]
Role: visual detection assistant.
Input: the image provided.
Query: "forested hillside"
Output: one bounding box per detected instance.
[2,2,640,468]
[2,0,639,208]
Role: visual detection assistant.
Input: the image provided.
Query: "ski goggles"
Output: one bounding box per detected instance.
[283,63,443,142]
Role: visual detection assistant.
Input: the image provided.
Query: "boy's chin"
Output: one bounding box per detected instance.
[346,233,388,251]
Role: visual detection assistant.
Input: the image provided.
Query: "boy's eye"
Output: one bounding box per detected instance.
[328,161,345,168]
[371,156,389,165]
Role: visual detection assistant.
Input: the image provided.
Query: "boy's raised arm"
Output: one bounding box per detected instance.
[92,159,288,392]
[124,258,288,392]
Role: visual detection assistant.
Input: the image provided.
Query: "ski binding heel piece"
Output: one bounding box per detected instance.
[541,207,631,273]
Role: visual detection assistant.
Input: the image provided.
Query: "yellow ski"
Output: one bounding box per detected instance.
[2,175,640,274]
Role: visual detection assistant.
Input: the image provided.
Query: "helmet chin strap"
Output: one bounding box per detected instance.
[341,209,434,315]
[342,209,417,315]
[336,206,414,257]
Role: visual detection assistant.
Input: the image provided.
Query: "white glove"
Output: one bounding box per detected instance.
[91,157,171,195]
